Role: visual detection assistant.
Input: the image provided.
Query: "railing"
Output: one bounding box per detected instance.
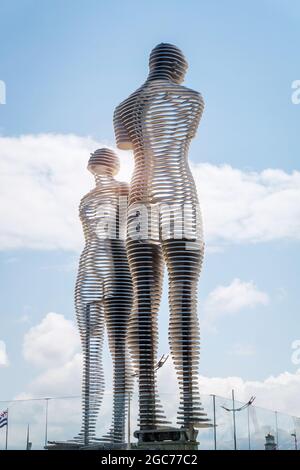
[0,393,299,450]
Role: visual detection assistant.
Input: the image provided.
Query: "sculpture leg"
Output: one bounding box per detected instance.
[104,292,133,443]
[162,239,207,429]
[126,239,165,430]
[76,301,105,444]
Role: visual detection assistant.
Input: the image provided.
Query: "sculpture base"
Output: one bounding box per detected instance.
[45,441,127,450]
[133,427,199,450]
[45,441,82,450]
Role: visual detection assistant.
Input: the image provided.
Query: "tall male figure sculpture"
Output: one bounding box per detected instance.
[75,148,133,446]
[114,43,209,436]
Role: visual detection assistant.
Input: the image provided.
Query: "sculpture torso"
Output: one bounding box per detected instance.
[77,176,128,301]
[114,79,204,206]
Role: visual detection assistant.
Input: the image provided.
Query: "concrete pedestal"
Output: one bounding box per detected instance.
[133,427,199,450]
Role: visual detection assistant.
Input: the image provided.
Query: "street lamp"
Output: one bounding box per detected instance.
[221,390,255,450]
[44,397,51,447]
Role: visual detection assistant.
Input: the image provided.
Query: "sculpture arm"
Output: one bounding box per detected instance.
[113,107,133,150]
[187,91,205,139]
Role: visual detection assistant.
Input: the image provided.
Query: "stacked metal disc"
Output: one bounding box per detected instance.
[75,148,133,444]
[88,147,120,175]
[148,42,188,84]
[114,44,209,430]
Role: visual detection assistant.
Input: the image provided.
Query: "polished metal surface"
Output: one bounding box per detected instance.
[75,148,133,444]
[114,43,209,430]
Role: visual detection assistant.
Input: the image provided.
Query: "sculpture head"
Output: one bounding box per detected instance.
[148,43,188,84]
[87,148,120,176]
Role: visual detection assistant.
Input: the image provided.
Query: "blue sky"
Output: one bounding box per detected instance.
[0,0,300,426]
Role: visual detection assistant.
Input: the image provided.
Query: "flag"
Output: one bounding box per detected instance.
[0,410,8,428]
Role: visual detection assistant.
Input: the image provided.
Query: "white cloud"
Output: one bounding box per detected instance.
[203,278,269,328]
[193,163,300,245]
[159,360,300,420]
[23,312,80,368]
[0,134,299,251]
[21,312,108,399]
[14,313,300,448]
[0,134,133,251]
[29,353,82,397]
[7,390,83,449]
[17,313,119,446]
[198,370,300,418]
[10,360,300,449]
[0,340,9,366]
[158,364,300,449]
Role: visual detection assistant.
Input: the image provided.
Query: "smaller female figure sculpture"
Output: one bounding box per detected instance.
[74,148,133,445]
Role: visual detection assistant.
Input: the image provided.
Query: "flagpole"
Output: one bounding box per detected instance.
[44,398,49,447]
[5,408,8,450]
[26,424,30,450]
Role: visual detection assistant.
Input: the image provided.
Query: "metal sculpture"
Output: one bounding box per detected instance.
[75,148,133,445]
[114,43,209,433]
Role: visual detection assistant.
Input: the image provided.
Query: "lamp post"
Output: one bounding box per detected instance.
[275,411,279,449]
[211,394,217,450]
[44,398,50,447]
[247,404,251,450]
[221,390,255,451]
